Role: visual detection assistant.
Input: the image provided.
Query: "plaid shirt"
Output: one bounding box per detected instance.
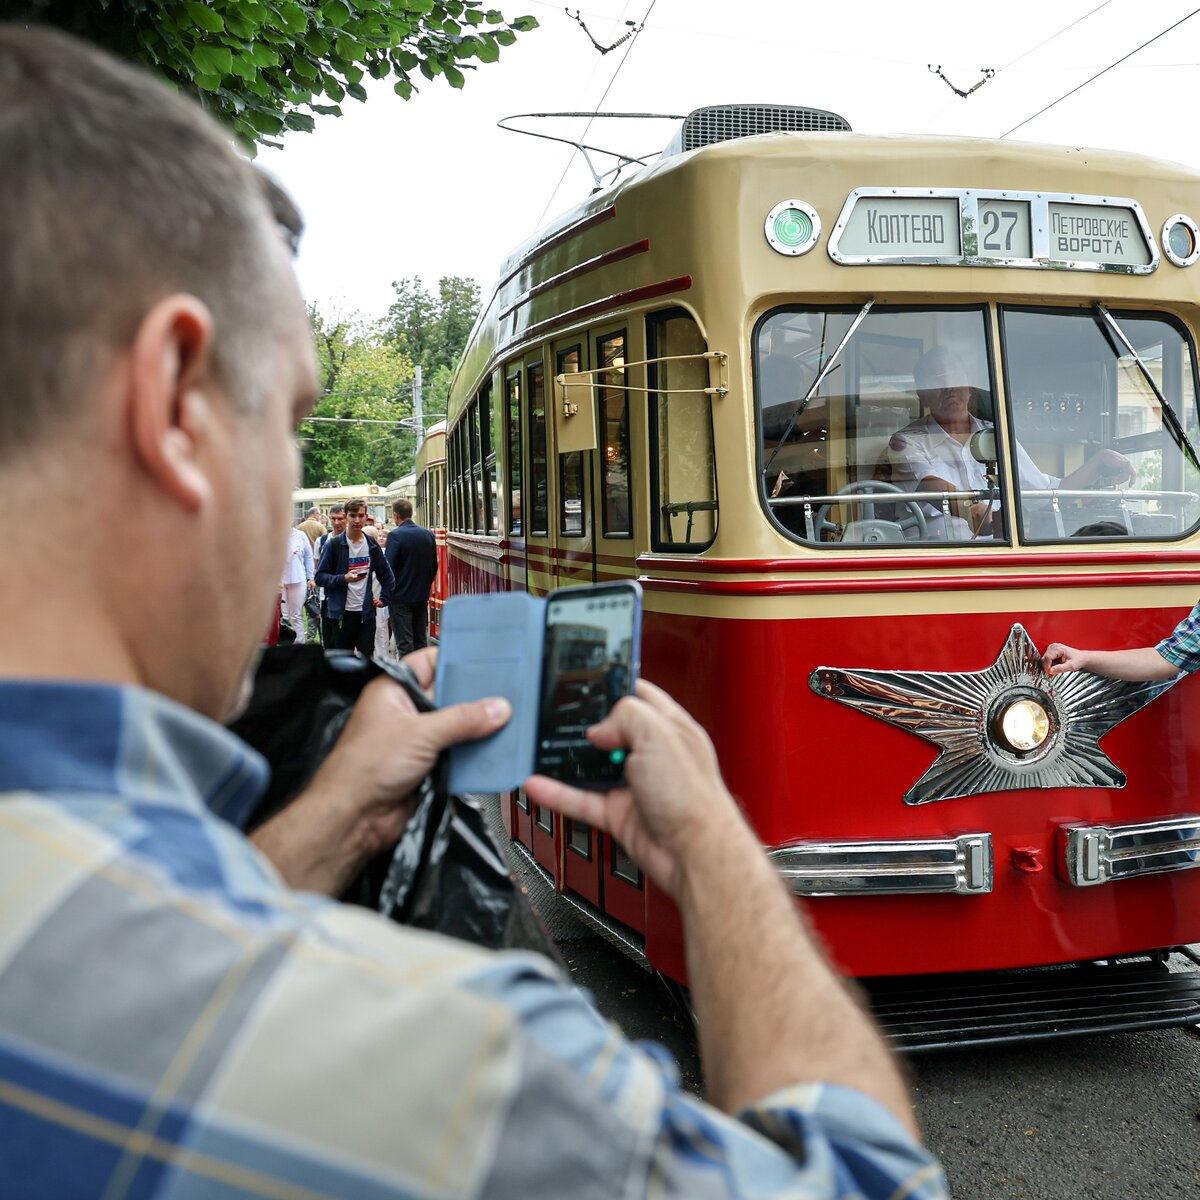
[1157,602,1200,673]
[0,680,947,1200]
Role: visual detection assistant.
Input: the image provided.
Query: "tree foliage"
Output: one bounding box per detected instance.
[10,0,538,147]
[384,274,481,419]
[301,307,416,488]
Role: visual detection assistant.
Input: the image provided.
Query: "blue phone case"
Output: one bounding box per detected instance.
[436,583,643,796]
[435,592,547,793]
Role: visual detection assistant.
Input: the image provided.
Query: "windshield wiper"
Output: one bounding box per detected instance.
[1094,303,1200,473]
[764,300,874,474]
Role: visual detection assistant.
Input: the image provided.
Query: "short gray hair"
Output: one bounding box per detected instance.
[0,25,303,462]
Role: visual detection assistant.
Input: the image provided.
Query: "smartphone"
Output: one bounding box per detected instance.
[533,583,642,787]
[435,581,642,793]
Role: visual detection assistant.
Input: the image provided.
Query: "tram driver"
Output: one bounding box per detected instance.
[887,346,1135,540]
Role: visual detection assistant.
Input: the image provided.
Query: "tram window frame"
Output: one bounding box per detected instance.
[482,380,501,536]
[610,838,643,889]
[528,361,549,536]
[753,303,1006,549]
[566,819,591,859]
[505,368,523,536]
[647,307,718,552]
[557,344,586,538]
[998,304,1200,545]
[596,328,632,538]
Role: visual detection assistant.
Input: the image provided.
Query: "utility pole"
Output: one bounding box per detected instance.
[413,365,424,444]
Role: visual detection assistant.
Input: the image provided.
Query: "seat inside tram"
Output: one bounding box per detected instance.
[756,305,1200,546]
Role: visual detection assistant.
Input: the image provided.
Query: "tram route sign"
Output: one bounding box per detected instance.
[827,187,1158,274]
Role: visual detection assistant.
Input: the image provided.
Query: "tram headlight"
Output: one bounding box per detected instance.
[995,698,1051,754]
[765,199,821,256]
[1162,214,1200,267]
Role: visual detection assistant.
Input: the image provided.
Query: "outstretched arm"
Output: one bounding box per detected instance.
[524,680,918,1137]
[1042,641,1178,681]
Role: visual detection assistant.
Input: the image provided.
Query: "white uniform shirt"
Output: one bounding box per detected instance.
[887,414,1058,540]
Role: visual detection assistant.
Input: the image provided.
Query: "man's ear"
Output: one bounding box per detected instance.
[125,295,220,513]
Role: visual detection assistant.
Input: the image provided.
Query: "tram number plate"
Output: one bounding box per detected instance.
[977,199,1032,258]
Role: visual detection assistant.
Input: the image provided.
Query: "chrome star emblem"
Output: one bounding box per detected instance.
[809,624,1179,806]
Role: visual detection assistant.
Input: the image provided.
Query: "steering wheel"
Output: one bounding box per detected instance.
[813,480,928,542]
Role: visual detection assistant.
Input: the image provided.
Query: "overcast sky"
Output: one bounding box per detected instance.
[264,0,1200,320]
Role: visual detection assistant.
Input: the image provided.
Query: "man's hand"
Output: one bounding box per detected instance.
[530,679,920,1133]
[373,597,386,608]
[1042,642,1087,674]
[252,649,510,896]
[525,680,748,904]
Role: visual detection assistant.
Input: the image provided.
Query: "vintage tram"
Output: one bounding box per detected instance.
[419,103,1200,1045]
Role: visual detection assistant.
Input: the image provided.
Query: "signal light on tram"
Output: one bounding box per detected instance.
[1162,214,1200,267]
[765,199,821,257]
[988,690,1054,758]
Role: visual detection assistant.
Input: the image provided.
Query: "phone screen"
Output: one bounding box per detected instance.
[534,583,641,787]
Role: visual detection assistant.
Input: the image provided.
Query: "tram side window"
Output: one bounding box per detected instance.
[557,345,585,536]
[597,330,631,536]
[505,370,522,535]
[756,306,1001,546]
[648,310,717,550]
[450,422,469,532]
[482,382,500,536]
[528,363,549,536]
[1002,307,1200,542]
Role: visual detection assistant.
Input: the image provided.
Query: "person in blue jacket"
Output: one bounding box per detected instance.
[315,497,395,655]
[385,497,439,656]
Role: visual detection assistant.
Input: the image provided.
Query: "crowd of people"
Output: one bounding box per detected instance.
[279,496,438,660]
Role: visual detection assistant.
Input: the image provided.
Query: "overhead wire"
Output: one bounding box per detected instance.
[925,0,1114,129]
[1001,5,1200,137]
[532,0,659,229]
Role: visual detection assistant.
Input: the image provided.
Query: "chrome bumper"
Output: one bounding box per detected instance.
[1063,815,1200,887]
[769,833,992,897]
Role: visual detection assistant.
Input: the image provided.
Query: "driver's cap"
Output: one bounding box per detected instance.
[914,346,970,392]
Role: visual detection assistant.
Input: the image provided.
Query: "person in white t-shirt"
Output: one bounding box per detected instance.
[887,347,1134,540]
[279,525,314,643]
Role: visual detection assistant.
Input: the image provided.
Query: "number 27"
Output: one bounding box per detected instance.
[982,209,1020,253]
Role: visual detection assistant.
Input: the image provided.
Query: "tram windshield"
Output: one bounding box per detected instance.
[757,305,1200,545]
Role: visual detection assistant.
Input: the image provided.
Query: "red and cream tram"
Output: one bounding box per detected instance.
[420,104,1200,1045]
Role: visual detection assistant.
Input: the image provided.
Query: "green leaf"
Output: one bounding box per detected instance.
[245,107,286,134]
[324,77,345,100]
[284,111,316,131]
[193,71,223,92]
[343,63,363,83]
[473,36,499,62]
[494,28,515,45]
[367,57,389,78]
[275,3,309,34]
[190,44,233,76]
[184,2,224,32]
[346,80,368,100]
[247,42,282,67]
[485,9,503,21]
[321,0,353,27]
[393,78,414,99]
[464,8,484,23]
[311,102,343,115]
[512,14,538,31]
[395,50,419,69]
[443,62,464,88]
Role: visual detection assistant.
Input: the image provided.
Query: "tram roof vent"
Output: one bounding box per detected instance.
[662,104,851,156]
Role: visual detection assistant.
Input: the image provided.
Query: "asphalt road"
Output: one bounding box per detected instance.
[483,796,1200,1200]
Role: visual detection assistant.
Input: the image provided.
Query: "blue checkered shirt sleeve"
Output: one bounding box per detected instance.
[1156,602,1200,673]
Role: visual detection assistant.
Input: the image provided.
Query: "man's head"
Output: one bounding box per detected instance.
[393,499,414,523]
[345,500,368,538]
[329,505,347,535]
[306,507,322,522]
[0,26,318,718]
[914,347,974,428]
